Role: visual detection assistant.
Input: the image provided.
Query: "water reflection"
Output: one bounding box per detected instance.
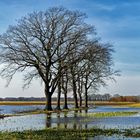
[44,110,89,129]
[43,108,140,130]
[93,135,140,140]
[0,106,140,131]
[1,105,140,115]
[46,113,52,128]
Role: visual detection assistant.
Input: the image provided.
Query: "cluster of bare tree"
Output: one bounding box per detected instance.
[0,7,118,110]
[88,93,112,101]
[110,96,140,102]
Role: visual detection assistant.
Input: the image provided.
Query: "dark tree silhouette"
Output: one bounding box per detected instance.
[0,7,94,110]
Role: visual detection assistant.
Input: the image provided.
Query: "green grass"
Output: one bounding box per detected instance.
[0,127,140,140]
[0,128,120,140]
[80,111,138,118]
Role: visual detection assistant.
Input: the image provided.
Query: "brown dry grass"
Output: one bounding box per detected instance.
[0,101,136,106]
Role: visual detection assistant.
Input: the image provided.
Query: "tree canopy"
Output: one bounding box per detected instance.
[0,7,118,110]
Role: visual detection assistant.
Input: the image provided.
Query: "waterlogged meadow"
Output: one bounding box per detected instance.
[0,104,140,139]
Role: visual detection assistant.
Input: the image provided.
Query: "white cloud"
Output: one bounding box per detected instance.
[99,75,140,96]
[0,75,44,97]
[93,3,116,11]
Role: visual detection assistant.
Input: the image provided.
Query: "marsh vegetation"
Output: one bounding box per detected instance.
[0,103,139,139]
[0,102,139,139]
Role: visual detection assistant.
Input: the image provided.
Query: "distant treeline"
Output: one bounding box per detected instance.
[0,97,74,102]
[0,97,45,101]
[0,95,139,102]
[88,94,140,102]
[109,96,140,102]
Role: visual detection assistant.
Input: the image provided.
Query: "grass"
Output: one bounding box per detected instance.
[0,128,123,140]
[92,101,135,106]
[80,111,138,118]
[0,101,136,106]
[0,127,140,139]
[126,103,140,108]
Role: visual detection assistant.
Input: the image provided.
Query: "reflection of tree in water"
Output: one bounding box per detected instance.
[83,109,88,129]
[57,113,60,128]
[74,110,78,117]
[64,112,68,129]
[46,113,52,128]
[72,110,89,129]
[85,109,88,113]
[45,109,89,129]
[72,110,78,129]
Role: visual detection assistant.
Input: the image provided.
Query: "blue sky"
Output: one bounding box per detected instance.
[0,0,140,97]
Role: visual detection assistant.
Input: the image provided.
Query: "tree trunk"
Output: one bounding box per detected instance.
[70,63,78,108]
[84,75,88,108]
[77,77,82,107]
[72,77,79,108]
[45,93,53,110]
[79,94,82,107]
[85,85,88,108]
[45,84,53,111]
[55,80,61,110]
[55,59,62,110]
[62,70,69,109]
[84,74,88,108]
[63,90,68,109]
[78,85,82,107]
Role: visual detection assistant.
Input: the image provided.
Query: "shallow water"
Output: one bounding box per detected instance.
[0,105,140,132]
[0,105,44,114]
[0,111,87,131]
[0,104,74,114]
[1,105,140,114]
[87,116,140,129]
[89,106,140,113]
[93,135,140,140]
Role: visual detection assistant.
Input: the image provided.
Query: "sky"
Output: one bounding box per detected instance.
[0,0,140,97]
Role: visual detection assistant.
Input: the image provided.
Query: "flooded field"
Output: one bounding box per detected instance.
[0,105,140,139]
[0,105,44,114]
[1,104,140,114]
[0,105,140,131]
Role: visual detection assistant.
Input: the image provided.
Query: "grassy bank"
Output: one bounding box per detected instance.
[0,128,140,140]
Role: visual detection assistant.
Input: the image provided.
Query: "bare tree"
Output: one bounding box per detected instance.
[0,7,93,110]
[62,69,69,109]
[81,42,118,107]
[77,71,83,107]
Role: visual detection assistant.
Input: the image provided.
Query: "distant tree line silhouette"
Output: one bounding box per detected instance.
[89,94,140,102]
[0,94,139,102]
[109,96,140,102]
